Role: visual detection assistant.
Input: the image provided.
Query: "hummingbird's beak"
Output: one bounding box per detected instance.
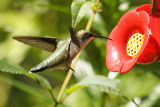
[90,33,112,40]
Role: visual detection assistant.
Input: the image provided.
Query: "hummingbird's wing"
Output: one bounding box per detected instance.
[69,27,80,47]
[13,36,61,52]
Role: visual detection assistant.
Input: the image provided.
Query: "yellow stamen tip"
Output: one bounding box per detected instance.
[126,33,144,57]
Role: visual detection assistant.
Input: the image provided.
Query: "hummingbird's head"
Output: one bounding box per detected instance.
[69,27,111,48]
[76,30,111,48]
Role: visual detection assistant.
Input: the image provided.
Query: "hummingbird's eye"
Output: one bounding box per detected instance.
[81,33,92,42]
[84,33,91,38]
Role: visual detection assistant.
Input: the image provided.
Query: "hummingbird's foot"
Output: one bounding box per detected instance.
[65,66,75,73]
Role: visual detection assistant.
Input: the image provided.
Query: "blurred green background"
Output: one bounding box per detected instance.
[1,0,160,107]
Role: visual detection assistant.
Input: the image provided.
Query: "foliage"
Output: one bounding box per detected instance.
[71,0,92,27]
[66,75,121,96]
[0,60,52,90]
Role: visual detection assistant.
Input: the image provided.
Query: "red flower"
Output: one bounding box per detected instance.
[106,1,160,73]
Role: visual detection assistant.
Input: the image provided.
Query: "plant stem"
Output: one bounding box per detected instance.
[48,89,58,107]
[56,4,97,104]
[85,12,95,31]
[57,53,80,102]
[57,69,72,101]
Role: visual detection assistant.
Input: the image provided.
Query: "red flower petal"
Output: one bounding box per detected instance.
[106,10,150,73]
[135,4,150,14]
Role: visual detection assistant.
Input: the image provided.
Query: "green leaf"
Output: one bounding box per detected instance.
[66,85,85,95]
[66,75,121,96]
[71,1,92,27]
[71,1,84,27]
[28,74,52,90]
[0,60,27,75]
[0,75,52,103]
[0,60,52,90]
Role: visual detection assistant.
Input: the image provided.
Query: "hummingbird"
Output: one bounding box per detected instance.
[13,27,111,73]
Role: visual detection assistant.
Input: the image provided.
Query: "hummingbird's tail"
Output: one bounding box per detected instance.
[29,64,50,73]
